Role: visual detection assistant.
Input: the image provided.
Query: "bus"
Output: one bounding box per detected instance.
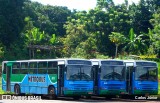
[91,59,126,99]
[123,60,158,96]
[2,59,94,99]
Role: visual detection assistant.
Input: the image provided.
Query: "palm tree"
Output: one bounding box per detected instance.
[124,28,147,55]
[109,32,126,58]
[25,27,45,58]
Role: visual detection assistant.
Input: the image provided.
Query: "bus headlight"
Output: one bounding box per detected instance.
[88,92,93,94]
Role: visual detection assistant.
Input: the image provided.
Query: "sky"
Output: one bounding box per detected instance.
[31,0,140,11]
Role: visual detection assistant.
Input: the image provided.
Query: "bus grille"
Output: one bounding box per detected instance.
[71,84,91,90]
[139,84,157,90]
[105,84,123,90]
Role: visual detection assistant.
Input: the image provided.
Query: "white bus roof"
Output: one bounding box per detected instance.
[123,60,157,66]
[90,59,124,66]
[3,58,88,62]
[90,59,123,62]
[123,60,157,63]
[2,58,92,65]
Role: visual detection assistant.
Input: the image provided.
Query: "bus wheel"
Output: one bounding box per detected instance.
[73,96,80,100]
[105,96,112,100]
[14,85,20,95]
[85,96,91,99]
[48,86,56,100]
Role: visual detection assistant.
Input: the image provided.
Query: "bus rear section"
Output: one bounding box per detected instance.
[124,60,158,96]
[62,59,94,99]
[2,60,59,98]
[1,59,93,100]
[91,59,126,98]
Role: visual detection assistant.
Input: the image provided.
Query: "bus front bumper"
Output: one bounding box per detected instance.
[99,90,126,96]
[64,90,93,96]
[134,90,158,95]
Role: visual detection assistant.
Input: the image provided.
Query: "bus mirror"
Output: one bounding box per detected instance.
[64,67,67,72]
[99,67,101,72]
[92,66,95,71]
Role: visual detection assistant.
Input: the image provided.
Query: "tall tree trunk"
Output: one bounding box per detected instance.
[32,49,34,59]
[115,44,118,58]
[29,48,31,59]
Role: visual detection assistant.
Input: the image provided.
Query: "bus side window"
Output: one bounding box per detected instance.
[38,62,47,74]
[3,63,7,74]
[29,62,37,74]
[48,61,58,74]
[12,62,20,74]
[21,62,28,74]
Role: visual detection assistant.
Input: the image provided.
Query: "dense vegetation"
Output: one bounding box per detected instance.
[0,0,160,61]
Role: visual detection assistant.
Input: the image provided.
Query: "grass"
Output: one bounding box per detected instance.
[0,76,13,94]
[0,76,5,94]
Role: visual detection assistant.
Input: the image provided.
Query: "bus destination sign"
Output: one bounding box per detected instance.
[68,60,91,65]
[101,61,124,65]
[136,62,157,66]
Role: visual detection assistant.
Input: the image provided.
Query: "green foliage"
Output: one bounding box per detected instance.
[0,46,4,59]
[23,1,71,36]
[0,0,26,48]
[49,34,56,44]
[0,76,5,94]
[25,27,45,45]
[95,53,109,59]
[124,28,148,55]
[149,8,160,57]
[72,37,97,59]
[109,32,126,57]
[109,32,126,45]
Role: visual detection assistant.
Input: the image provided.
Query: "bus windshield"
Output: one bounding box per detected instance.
[66,65,92,80]
[135,66,157,81]
[100,66,125,81]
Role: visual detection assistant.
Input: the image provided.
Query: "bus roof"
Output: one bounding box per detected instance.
[3,58,89,62]
[123,60,157,67]
[2,58,92,65]
[90,59,123,62]
[90,59,124,66]
[123,60,157,63]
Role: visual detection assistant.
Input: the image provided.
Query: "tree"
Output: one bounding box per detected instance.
[25,27,45,58]
[149,8,160,57]
[124,28,147,55]
[0,0,26,48]
[109,32,126,57]
[0,0,27,60]
[23,1,71,37]
[128,0,153,34]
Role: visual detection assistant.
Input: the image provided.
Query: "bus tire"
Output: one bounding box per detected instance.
[73,96,80,100]
[48,86,56,100]
[14,84,20,95]
[105,96,112,100]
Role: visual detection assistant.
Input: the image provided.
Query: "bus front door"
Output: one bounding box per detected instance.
[6,65,11,92]
[58,65,64,96]
[93,65,98,95]
[126,66,133,94]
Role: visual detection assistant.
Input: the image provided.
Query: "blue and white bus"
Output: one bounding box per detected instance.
[2,59,93,99]
[91,59,126,98]
[123,60,158,96]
